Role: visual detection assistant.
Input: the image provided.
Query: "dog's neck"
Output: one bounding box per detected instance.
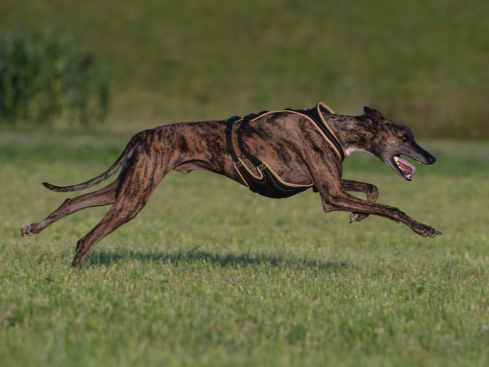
[322,114,375,157]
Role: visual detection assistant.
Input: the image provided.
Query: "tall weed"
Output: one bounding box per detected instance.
[0,28,110,127]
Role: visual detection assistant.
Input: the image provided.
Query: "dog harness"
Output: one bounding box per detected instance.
[224,102,345,199]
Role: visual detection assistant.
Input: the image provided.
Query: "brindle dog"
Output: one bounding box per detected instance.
[21,104,440,267]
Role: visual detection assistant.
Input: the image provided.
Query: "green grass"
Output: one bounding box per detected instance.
[1,0,489,138]
[1,131,489,366]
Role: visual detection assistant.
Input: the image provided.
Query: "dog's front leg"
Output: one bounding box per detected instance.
[340,179,379,223]
[304,143,439,237]
[318,187,440,237]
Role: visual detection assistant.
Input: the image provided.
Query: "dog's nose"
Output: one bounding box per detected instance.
[428,155,436,164]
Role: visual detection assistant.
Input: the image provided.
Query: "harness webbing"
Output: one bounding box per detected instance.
[225,102,343,199]
[236,113,267,167]
[295,103,345,161]
[226,116,312,198]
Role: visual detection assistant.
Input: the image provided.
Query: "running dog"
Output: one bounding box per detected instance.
[21,103,440,267]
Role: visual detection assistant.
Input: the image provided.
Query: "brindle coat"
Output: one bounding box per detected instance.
[21,105,440,267]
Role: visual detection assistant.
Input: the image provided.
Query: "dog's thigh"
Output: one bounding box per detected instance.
[71,150,169,267]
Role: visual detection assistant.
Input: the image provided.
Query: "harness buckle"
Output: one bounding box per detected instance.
[236,161,243,168]
[258,163,266,171]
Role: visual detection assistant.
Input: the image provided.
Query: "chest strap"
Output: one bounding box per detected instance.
[224,103,343,198]
[286,102,345,161]
[225,114,313,199]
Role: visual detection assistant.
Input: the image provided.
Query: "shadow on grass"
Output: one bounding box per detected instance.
[85,248,351,272]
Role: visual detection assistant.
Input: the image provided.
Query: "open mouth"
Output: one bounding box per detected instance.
[392,155,416,181]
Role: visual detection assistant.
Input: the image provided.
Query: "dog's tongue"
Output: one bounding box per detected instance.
[397,157,416,177]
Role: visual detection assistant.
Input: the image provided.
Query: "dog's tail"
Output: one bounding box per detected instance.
[42,134,142,193]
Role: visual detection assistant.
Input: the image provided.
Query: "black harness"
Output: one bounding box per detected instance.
[225,103,344,199]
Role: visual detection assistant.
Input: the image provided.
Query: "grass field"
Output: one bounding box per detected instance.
[1,130,488,366]
[1,0,489,138]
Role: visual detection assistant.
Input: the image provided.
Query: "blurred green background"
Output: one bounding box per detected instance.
[1,0,488,137]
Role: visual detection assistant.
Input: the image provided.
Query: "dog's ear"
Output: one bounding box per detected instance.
[356,114,377,128]
[363,106,384,121]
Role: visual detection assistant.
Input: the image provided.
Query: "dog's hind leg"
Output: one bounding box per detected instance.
[341,179,379,223]
[71,150,169,267]
[20,181,118,237]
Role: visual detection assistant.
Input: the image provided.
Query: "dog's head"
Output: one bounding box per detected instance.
[355,107,436,181]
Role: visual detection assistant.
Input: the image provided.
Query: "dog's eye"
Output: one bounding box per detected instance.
[400,135,409,142]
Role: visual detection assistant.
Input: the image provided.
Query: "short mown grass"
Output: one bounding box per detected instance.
[1,131,489,366]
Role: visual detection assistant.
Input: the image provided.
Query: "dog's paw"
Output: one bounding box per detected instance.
[20,223,36,237]
[414,223,441,238]
[349,212,369,223]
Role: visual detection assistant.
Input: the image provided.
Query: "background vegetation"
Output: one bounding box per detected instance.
[1,0,488,137]
[0,28,110,126]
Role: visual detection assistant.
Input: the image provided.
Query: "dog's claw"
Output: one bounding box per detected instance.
[414,223,441,238]
[349,212,369,223]
[21,223,35,237]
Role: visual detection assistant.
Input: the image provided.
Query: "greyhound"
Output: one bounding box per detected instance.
[21,103,440,267]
